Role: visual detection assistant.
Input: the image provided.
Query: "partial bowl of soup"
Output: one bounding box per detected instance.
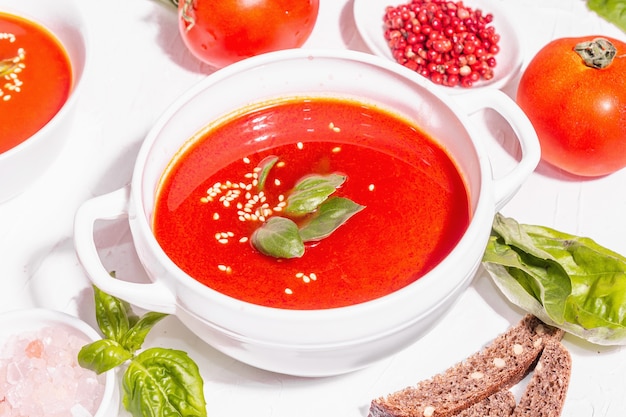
[0,0,87,203]
[74,49,539,377]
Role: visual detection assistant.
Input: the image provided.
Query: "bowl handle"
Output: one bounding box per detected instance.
[454,89,541,211]
[73,186,177,314]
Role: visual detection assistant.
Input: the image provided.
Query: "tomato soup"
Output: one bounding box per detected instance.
[153,97,471,309]
[0,12,73,153]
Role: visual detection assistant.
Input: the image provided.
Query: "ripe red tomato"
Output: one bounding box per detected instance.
[178,0,319,69]
[516,36,626,177]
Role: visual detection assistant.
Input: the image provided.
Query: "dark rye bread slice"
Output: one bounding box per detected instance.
[512,339,571,417]
[368,315,564,417]
[454,390,515,417]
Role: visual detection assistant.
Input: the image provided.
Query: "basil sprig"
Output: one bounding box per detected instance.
[78,285,207,417]
[251,171,365,259]
[483,213,626,345]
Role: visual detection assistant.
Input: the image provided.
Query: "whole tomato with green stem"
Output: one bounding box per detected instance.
[178,0,319,69]
[516,36,626,177]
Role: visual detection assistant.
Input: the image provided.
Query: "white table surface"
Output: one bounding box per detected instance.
[1,0,625,416]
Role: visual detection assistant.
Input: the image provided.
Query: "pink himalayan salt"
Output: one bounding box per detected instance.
[0,325,106,417]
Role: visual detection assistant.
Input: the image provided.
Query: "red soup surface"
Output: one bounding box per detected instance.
[153,97,471,309]
[0,12,73,153]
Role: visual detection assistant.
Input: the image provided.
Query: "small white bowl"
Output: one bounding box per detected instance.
[353,0,523,93]
[0,308,119,417]
[0,0,88,202]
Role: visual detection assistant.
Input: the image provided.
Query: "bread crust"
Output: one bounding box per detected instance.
[368,315,564,417]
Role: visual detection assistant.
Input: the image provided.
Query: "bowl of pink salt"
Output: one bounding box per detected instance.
[0,308,119,417]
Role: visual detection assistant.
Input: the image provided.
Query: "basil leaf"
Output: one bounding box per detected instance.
[121,312,169,354]
[78,339,133,374]
[122,348,207,417]
[284,174,346,216]
[94,284,137,342]
[251,217,304,259]
[483,213,626,345]
[587,0,626,33]
[299,197,365,242]
[256,155,279,191]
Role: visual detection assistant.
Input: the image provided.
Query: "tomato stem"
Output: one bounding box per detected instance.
[181,0,195,31]
[574,38,616,69]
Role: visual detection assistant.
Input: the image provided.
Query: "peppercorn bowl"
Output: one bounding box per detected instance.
[0,0,88,203]
[0,308,119,417]
[74,49,539,377]
[353,0,523,93]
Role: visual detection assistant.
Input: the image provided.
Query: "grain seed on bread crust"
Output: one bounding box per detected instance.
[453,390,515,417]
[368,315,564,417]
[512,339,571,417]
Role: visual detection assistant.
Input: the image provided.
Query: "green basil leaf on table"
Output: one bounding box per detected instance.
[94,284,138,342]
[284,173,346,216]
[80,286,208,417]
[299,196,366,242]
[78,339,133,374]
[482,213,626,345]
[123,348,207,417]
[587,0,626,33]
[120,311,169,353]
[251,216,305,258]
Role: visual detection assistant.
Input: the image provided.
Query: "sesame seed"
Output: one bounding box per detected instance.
[239,237,249,243]
[423,406,435,417]
[295,272,304,278]
[200,197,209,203]
[513,344,524,355]
[470,371,484,379]
[213,213,219,220]
[276,161,286,168]
[297,142,304,150]
[493,357,506,368]
[309,273,317,281]
[274,179,281,186]
[285,288,293,295]
[218,238,229,244]
[332,146,341,153]
[243,157,251,164]
[368,184,375,191]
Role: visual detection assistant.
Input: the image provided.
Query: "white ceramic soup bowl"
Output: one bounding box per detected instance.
[74,49,539,377]
[0,308,119,417]
[0,0,88,203]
